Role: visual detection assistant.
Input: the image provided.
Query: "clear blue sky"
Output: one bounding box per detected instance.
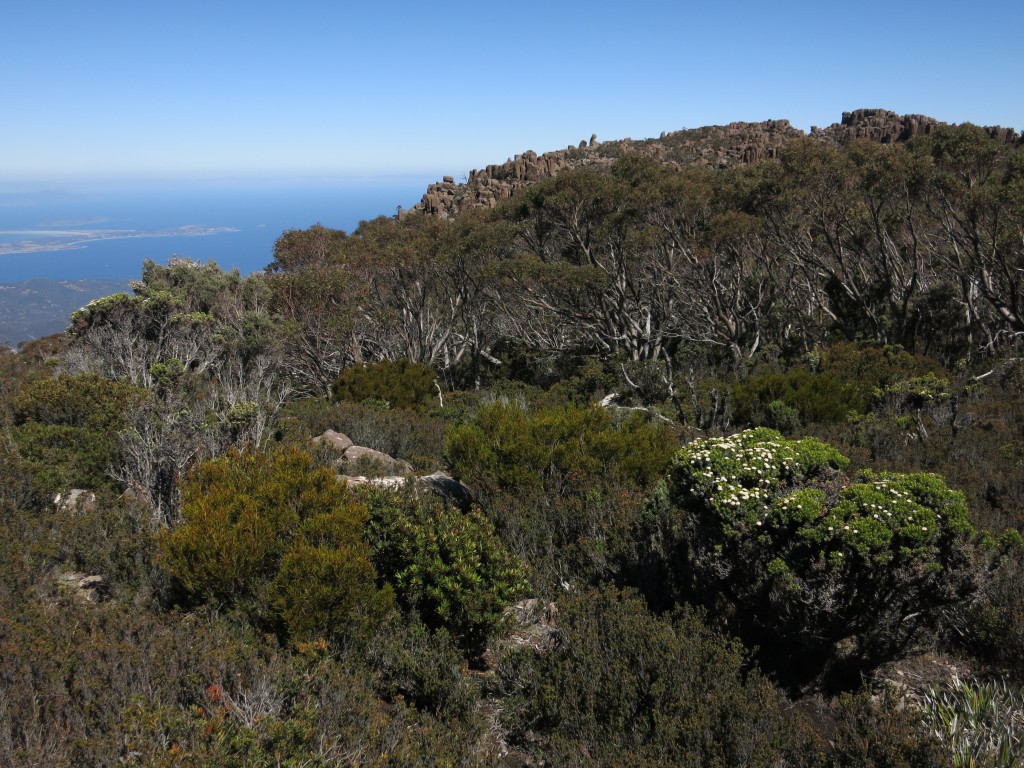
[4,0,1021,186]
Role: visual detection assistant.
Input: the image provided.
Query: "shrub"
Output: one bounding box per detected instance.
[445,401,676,501]
[732,367,862,427]
[331,359,438,410]
[159,447,389,643]
[10,373,147,492]
[270,515,393,643]
[731,342,946,428]
[445,402,676,592]
[665,427,982,685]
[364,488,528,658]
[496,586,798,767]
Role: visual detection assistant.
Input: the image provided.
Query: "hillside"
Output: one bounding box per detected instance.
[406,108,1020,219]
[2,110,1024,766]
[0,278,131,347]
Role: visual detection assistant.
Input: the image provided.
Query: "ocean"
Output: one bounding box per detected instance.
[0,178,435,283]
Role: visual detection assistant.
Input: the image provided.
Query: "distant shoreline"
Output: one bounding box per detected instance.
[0,225,240,256]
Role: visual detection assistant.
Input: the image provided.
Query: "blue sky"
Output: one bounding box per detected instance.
[3,0,1022,186]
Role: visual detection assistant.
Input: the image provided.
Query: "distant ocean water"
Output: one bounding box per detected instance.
[0,179,434,283]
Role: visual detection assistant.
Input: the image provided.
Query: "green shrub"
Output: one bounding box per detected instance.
[732,367,862,427]
[445,402,676,592]
[369,616,480,717]
[270,516,393,643]
[364,488,528,658]
[731,342,946,428]
[331,359,438,410]
[10,373,147,492]
[497,586,798,767]
[159,447,389,644]
[666,427,981,685]
[445,401,676,500]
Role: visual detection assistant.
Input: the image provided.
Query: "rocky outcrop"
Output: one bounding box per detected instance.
[54,489,97,514]
[810,108,943,144]
[312,428,353,453]
[58,571,106,602]
[315,429,413,475]
[314,430,473,508]
[337,471,474,510]
[406,109,1020,220]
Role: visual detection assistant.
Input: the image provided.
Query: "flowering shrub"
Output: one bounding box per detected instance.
[667,428,981,683]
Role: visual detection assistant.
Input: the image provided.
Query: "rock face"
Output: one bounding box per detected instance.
[312,429,353,453]
[54,489,98,513]
[405,109,1020,220]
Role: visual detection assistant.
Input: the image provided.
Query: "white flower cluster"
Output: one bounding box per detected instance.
[681,432,798,517]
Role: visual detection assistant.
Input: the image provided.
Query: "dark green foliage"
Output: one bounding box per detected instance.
[10,373,147,492]
[732,366,862,427]
[369,615,480,717]
[731,342,946,428]
[497,586,799,767]
[665,428,984,686]
[799,688,952,767]
[364,488,527,657]
[332,358,438,410]
[445,401,677,592]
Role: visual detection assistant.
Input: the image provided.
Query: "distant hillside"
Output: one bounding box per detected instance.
[0,278,130,347]
[406,108,1021,219]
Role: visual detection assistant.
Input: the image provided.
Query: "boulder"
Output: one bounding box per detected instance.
[58,572,106,602]
[419,471,473,509]
[313,429,354,453]
[53,489,97,514]
[342,444,413,475]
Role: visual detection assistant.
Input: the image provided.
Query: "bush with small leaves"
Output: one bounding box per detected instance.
[363,488,528,658]
[666,427,983,685]
[331,358,438,410]
[160,446,389,644]
[445,401,676,591]
[10,373,147,492]
[496,586,800,767]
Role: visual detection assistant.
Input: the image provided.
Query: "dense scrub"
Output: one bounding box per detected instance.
[3,123,1024,764]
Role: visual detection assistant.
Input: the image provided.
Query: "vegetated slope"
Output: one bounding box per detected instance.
[5,110,1024,767]
[406,108,1020,219]
[0,278,131,347]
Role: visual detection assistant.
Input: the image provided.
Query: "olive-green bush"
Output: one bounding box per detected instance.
[445,401,676,591]
[159,447,390,643]
[10,373,147,492]
[331,358,438,410]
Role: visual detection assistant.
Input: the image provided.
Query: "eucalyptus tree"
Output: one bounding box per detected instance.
[499,162,683,362]
[757,139,941,348]
[340,210,504,371]
[921,124,1024,350]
